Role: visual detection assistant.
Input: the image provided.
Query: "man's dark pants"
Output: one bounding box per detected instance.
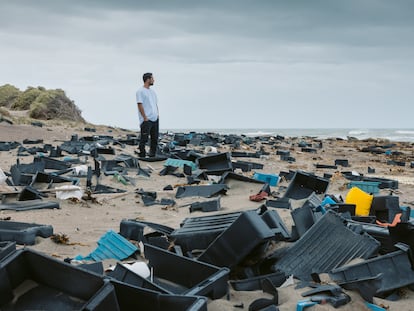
[139,119,159,157]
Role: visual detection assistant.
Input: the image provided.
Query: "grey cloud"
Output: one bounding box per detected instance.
[1,0,413,129]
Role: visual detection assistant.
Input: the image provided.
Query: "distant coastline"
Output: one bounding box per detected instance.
[155,128,414,143]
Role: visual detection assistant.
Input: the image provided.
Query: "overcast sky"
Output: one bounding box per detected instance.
[1,1,413,130]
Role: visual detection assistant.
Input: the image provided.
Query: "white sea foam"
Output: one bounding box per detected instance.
[162,128,414,142]
[348,129,369,136]
[244,130,274,137]
[395,130,414,135]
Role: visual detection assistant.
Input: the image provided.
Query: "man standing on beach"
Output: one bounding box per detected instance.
[136,72,159,157]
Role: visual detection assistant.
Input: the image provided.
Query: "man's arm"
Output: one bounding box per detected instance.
[137,103,148,121]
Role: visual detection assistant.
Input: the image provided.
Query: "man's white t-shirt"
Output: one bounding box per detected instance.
[136,87,158,125]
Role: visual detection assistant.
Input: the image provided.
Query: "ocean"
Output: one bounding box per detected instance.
[161,128,414,143]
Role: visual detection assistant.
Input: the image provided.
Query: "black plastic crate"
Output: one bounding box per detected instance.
[335,159,349,167]
[283,171,329,200]
[108,263,169,293]
[196,152,233,175]
[0,249,108,309]
[232,161,252,172]
[0,241,16,261]
[330,244,414,294]
[198,211,274,269]
[143,244,229,299]
[170,212,241,253]
[0,220,53,245]
[101,280,208,311]
[233,160,264,170]
[274,211,380,281]
[369,195,405,223]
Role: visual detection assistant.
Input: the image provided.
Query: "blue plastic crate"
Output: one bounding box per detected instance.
[253,172,279,186]
[347,181,380,194]
[165,158,197,170]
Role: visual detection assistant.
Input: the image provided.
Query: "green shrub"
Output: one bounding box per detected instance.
[1,84,84,122]
[28,101,48,119]
[0,84,21,108]
[12,86,44,110]
[29,89,85,122]
[0,107,12,118]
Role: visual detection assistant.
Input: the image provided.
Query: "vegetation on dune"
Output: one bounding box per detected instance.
[0,84,85,122]
[0,107,11,118]
[12,86,43,110]
[0,84,21,108]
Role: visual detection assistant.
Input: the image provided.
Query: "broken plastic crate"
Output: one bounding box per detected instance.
[335,159,349,167]
[347,181,380,194]
[104,279,208,311]
[120,219,174,246]
[330,243,414,294]
[197,210,274,269]
[164,158,197,170]
[0,241,16,261]
[232,160,263,172]
[265,197,291,209]
[231,161,252,172]
[283,171,329,200]
[196,152,233,175]
[291,205,316,238]
[36,156,72,170]
[0,200,60,212]
[108,263,170,293]
[253,172,279,186]
[231,151,261,158]
[141,243,229,299]
[0,220,53,245]
[260,210,291,240]
[388,222,414,253]
[229,271,287,291]
[369,195,407,223]
[189,197,221,213]
[75,230,138,261]
[175,184,227,198]
[273,211,380,281]
[355,223,396,255]
[170,211,242,253]
[0,248,109,309]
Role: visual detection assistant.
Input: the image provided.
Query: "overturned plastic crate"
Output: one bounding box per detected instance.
[232,160,263,172]
[189,197,221,213]
[170,212,242,253]
[0,241,16,261]
[362,176,398,190]
[175,184,228,198]
[141,244,229,299]
[0,220,53,245]
[105,279,208,311]
[283,171,329,200]
[196,152,233,175]
[347,181,380,194]
[0,249,109,310]
[229,271,287,291]
[274,211,380,281]
[164,158,197,170]
[253,172,279,186]
[330,243,414,294]
[75,230,138,261]
[198,210,274,269]
[120,219,174,246]
[369,195,407,223]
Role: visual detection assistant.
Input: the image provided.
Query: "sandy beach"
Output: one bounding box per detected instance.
[1,121,414,310]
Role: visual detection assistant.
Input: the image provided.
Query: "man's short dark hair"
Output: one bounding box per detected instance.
[143,72,153,82]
